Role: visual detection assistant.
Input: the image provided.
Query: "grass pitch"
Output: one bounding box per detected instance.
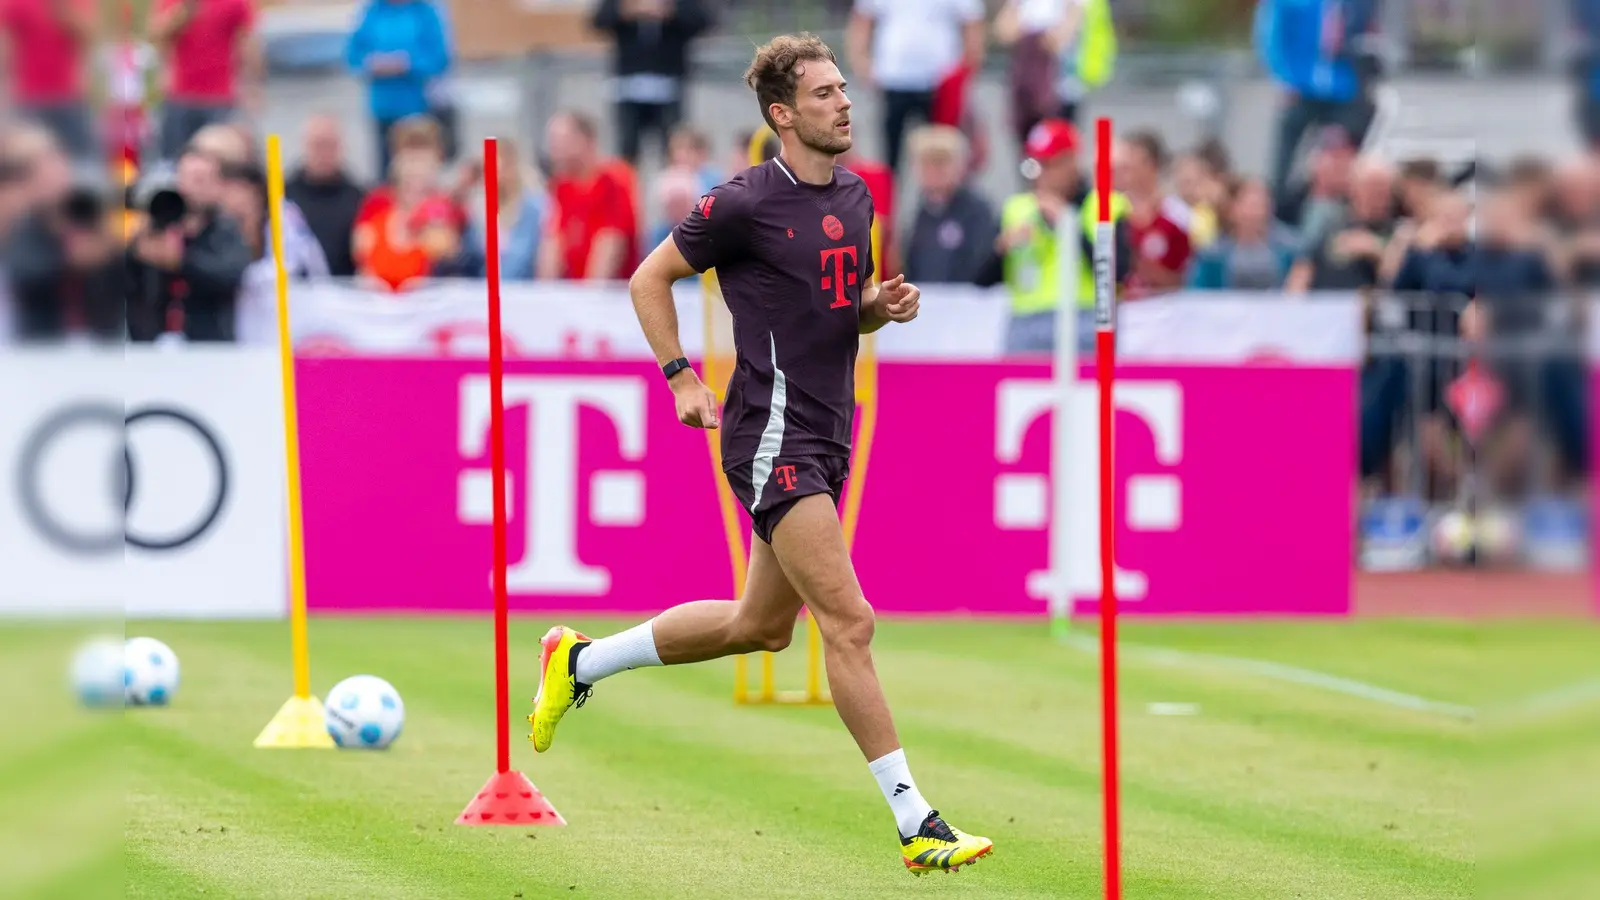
[10,617,1599,899]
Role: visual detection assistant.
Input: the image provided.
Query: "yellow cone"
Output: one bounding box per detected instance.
[254,695,336,749]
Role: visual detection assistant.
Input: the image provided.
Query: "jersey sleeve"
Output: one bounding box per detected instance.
[670,181,748,274]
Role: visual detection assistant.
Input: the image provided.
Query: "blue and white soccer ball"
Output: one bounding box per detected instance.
[324,675,405,749]
[70,636,125,708]
[124,636,181,706]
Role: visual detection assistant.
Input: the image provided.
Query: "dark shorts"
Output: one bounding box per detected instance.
[725,454,849,545]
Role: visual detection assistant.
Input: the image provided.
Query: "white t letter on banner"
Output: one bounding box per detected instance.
[458,375,647,594]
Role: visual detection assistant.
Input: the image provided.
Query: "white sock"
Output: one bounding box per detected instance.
[573,620,663,685]
[868,748,933,838]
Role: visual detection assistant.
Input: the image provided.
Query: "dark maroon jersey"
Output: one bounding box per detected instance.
[672,157,876,469]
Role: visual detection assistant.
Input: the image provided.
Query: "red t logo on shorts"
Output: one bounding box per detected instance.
[775,465,798,491]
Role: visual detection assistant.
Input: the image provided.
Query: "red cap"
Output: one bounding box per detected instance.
[1024,119,1079,161]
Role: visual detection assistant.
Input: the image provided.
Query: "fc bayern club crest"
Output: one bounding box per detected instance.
[822,215,845,240]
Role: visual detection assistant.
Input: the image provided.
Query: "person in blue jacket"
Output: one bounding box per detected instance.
[1571,0,1600,148]
[346,0,452,179]
[1254,0,1379,200]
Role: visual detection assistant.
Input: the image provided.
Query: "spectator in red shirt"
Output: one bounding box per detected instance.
[539,111,639,281]
[1115,129,1193,294]
[1,0,95,162]
[148,0,261,163]
[352,145,463,291]
[353,115,467,233]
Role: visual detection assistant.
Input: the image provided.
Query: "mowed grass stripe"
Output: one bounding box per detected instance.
[129,669,1061,898]
[127,772,454,900]
[126,629,978,897]
[122,851,238,900]
[127,726,595,899]
[565,632,1463,896]
[123,619,1480,899]
[899,709,1467,893]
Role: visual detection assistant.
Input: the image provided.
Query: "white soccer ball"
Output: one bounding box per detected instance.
[324,675,405,750]
[124,637,181,706]
[1476,507,1521,564]
[1431,509,1475,564]
[70,636,125,708]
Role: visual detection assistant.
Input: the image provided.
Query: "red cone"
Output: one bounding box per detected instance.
[456,770,566,826]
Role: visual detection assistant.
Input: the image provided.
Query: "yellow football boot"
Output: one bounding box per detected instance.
[527,625,592,753]
[900,811,994,875]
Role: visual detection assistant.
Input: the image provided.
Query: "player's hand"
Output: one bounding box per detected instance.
[879,274,920,323]
[670,371,720,429]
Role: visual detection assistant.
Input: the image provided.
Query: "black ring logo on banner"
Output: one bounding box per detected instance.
[17,403,230,555]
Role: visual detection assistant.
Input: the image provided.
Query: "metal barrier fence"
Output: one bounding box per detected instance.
[1359,290,1590,572]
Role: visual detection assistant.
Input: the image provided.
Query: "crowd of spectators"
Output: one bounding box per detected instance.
[0,0,1591,548]
[0,0,1591,345]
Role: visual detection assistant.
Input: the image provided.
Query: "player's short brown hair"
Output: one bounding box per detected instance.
[744,33,838,132]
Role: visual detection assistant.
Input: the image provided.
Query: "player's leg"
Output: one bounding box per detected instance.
[580,535,803,673]
[767,491,993,874]
[527,531,805,753]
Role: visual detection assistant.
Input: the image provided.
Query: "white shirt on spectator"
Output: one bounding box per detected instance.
[854,0,984,92]
[236,201,330,345]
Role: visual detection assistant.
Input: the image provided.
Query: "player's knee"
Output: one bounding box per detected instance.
[757,622,795,654]
[822,599,875,652]
[728,613,794,654]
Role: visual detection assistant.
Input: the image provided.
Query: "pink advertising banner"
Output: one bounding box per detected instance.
[296,359,1354,617]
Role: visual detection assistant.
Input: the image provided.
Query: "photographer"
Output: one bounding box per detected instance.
[1,145,121,342]
[126,147,252,341]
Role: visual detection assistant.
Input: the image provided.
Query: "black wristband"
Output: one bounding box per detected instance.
[662,357,693,381]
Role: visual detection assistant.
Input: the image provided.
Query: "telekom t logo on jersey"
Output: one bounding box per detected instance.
[991,379,1184,602]
[456,375,646,595]
[820,246,858,308]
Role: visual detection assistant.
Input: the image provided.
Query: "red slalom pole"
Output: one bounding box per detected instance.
[456,138,565,827]
[1093,117,1121,900]
[483,137,511,775]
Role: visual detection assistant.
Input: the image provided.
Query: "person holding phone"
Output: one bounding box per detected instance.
[345,0,453,180]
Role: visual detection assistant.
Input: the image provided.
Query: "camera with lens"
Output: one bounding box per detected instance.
[130,177,189,232]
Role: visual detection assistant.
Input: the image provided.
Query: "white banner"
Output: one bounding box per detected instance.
[0,347,288,618]
[286,280,1364,364]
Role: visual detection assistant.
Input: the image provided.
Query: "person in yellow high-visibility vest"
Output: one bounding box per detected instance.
[975,118,1130,354]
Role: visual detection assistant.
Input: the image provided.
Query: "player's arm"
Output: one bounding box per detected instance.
[859,281,891,334]
[629,237,719,428]
[859,274,918,334]
[629,236,697,366]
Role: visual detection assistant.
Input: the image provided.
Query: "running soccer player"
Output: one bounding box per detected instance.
[527,34,994,876]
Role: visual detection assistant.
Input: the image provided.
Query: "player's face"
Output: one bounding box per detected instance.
[783,60,852,156]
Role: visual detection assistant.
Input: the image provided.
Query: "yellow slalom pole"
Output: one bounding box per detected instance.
[838,218,882,550]
[733,126,774,703]
[254,134,334,749]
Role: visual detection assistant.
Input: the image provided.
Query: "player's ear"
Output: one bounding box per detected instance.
[767,103,794,131]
